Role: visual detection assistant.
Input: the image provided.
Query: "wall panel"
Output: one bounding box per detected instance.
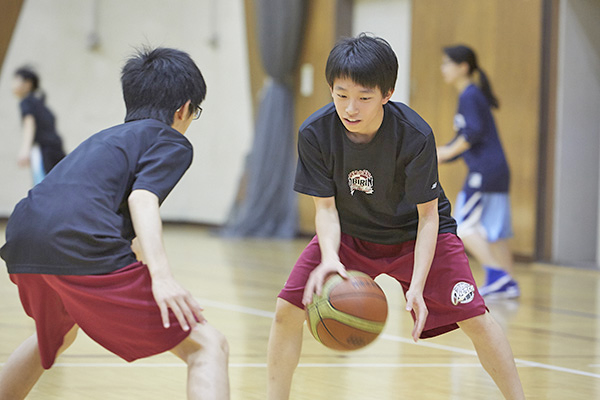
[294,0,352,233]
[410,0,543,257]
[0,0,24,70]
[0,0,254,224]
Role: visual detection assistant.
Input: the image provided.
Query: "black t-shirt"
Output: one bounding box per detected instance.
[20,94,65,172]
[294,101,456,244]
[0,119,193,275]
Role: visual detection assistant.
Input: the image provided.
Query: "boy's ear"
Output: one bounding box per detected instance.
[382,89,394,104]
[175,100,192,121]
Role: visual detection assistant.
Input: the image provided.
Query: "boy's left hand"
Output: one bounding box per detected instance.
[405,289,428,342]
[151,275,206,331]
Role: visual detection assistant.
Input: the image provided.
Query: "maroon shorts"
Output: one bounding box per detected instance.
[10,261,191,369]
[278,233,486,339]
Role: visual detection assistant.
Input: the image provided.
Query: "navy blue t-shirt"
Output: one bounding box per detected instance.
[0,119,192,275]
[294,101,456,244]
[453,84,509,193]
[20,94,65,172]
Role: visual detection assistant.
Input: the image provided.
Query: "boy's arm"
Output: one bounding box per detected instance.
[17,115,35,167]
[128,189,205,331]
[437,134,470,163]
[301,196,348,306]
[405,198,439,342]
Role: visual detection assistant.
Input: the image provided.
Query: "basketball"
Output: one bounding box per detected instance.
[305,270,388,351]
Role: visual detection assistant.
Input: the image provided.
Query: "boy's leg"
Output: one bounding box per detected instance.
[170,323,230,400]
[0,325,78,400]
[457,313,525,400]
[267,298,306,400]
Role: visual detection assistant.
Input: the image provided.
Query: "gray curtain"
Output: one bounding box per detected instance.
[222,0,307,238]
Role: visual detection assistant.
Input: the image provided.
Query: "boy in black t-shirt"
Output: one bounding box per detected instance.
[266,34,524,400]
[0,48,230,399]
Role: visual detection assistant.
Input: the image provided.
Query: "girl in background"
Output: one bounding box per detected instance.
[437,45,519,299]
[12,66,65,185]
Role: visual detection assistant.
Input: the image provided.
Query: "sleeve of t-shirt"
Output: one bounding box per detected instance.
[132,140,193,204]
[404,133,440,204]
[457,92,484,145]
[19,97,35,118]
[293,128,335,197]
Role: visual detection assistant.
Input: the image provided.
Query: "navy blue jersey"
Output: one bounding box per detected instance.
[454,84,509,193]
[294,101,456,244]
[20,94,65,172]
[1,119,193,275]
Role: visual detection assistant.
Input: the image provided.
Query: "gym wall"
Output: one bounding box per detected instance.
[0,0,254,225]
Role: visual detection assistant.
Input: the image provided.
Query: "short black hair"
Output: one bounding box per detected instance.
[15,66,40,92]
[121,47,207,124]
[326,33,398,96]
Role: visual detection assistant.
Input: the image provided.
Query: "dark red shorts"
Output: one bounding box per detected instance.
[10,262,191,369]
[278,233,486,339]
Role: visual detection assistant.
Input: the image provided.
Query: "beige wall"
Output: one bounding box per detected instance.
[0,0,253,224]
[409,0,543,258]
[352,0,412,104]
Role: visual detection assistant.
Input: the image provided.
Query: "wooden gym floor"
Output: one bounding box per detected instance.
[1,222,599,399]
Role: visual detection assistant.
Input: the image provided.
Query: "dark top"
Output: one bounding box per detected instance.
[294,101,456,244]
[20,93,65,172]
[452,84,509,194]
[1,119,193,275]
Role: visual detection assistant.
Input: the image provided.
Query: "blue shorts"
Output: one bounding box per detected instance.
[30,144,46,185]
[454,191,513,242]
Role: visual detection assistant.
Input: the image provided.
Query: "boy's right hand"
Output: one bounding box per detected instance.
[151,275,206,331]
[302,260,348,306]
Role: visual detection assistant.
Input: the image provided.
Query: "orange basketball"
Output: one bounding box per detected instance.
[305,270,388,351]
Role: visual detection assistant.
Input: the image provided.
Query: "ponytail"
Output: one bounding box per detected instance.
[477,68,499,109]
[443,45,499,109]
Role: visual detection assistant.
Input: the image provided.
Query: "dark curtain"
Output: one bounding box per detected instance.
[222,0,307,238]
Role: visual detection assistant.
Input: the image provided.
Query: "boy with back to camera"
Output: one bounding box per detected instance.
[266,34,525,399]
[0,47,230,400]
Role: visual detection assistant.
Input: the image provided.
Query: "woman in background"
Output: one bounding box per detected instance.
[12,66,65,185]
[437,45,519,300]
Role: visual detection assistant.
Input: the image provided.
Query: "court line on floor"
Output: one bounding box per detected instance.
[3,299,595,378]
[0,361,592,373]
[27,362,498,368]
[198,297,600,380]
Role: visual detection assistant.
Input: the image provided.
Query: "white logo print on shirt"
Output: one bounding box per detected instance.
[453,113,466,131]
[348,169,374,195]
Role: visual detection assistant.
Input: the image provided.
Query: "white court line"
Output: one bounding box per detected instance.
[198,298,600,380]
[0,362,515,368]
[199,298,275,319]
[298,363,489,368]
[4,299,597,378]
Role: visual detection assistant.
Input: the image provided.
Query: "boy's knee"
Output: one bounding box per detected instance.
[458,312,498,335]
[189,324,229,357]
[273,298,305,326]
